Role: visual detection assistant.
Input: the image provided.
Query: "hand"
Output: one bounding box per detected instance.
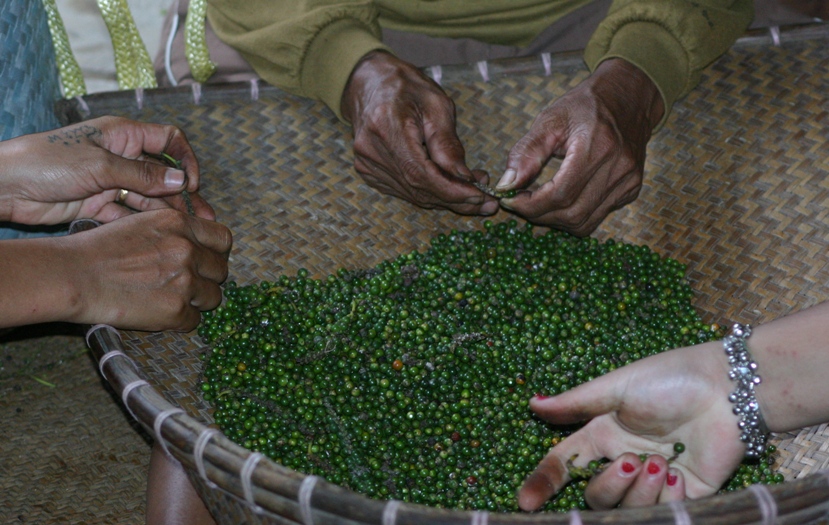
[495,59,664,236]
[0,116,214,225]
[517,342,746,511]
[59,209,231,331]
[341,51,498,215]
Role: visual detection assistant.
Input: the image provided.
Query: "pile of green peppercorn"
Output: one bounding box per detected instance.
[198,220,783,512]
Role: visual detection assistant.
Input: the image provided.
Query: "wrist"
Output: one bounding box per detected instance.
[722,324,770,457]
[593,58,665,131]
[0,236,81,328]
[340,50,396,124]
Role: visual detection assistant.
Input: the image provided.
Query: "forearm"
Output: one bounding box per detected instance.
[207,0,389,120]
[744,302,829,432]
[585,0,753,128]
[0,238,81,328]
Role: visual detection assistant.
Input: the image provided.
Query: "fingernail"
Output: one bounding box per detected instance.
[534,393,549,400]
[481,201,499,215]
[667,473,678,486]
[496,169,516,190]
[647,463,660,475]
[621,462,635,473]
[164,168,186,188]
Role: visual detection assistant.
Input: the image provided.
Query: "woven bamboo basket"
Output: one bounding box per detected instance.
[60,23,829,525]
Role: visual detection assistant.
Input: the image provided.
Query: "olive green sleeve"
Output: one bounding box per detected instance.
[207,0,391,121]
[584,0,754,128]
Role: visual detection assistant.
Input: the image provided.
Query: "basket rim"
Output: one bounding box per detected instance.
[86,324,829,525]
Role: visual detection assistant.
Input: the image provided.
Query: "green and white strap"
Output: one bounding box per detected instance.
[41,0,87,98]
[184,0,217,83]
[42,0,216,98]
[96,0,157,91]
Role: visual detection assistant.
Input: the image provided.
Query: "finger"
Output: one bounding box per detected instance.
[583,453,644,510]
[396,126,490,211]
[660,468,685,503]
[358,145,496,215]
[498,110,568,191]
[517,447,571,511]
[90,201,137,223]
[619,454,670,508]
[115,188,172,212]
[171,307,202,333]
[97,117,200,192]
[187,217,233,260]
[501,169,639,236]
[184,192,216,221]
[500,140,594,216]
[100,155,189,198]
[518,420,610,512]
[189,279,224,311]
[193,240,231,284]
[422,111,473,182]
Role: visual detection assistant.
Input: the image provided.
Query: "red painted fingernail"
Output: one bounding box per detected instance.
[621,462,635,473]
[648,463,661,475]
[667,474,678,486]
[534,393,549,400]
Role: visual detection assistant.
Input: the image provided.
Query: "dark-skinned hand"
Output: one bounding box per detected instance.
[496,58,665,236]
[341,50,498,216]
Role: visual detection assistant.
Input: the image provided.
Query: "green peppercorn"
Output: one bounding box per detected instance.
[198,221,781,512]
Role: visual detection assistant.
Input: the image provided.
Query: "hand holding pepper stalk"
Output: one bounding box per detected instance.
[0,116,231,331]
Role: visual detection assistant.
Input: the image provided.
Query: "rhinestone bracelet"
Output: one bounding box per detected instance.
[724,323,770,458]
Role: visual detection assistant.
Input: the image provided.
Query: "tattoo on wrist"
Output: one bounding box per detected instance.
[47,125,102,146]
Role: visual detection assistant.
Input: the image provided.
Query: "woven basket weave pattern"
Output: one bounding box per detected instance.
[65,28,829,524]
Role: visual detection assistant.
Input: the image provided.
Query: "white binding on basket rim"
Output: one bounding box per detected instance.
[192,83,202,105]
[470,510,488,525]
[241,452,265,513]
[569,509,583,525]
[194,427,219,489]
[250,78,259,100]
[135,87,144,110]
[749,484,777,525]
[87,323,121,347]
[429,65,442,85]
[476,60,490,82]
[298,475,320,525]
[121,379,149,421]
[669,500,692,525]
[541,52,552,76]
[381,500,401,525]
[73,95,90,115]
[153,408,184,458]
[97,350,126,379]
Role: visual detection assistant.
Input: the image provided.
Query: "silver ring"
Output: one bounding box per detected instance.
[115,188,129,204]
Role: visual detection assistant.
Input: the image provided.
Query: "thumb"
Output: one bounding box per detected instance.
[496,117,566,192]
[104,156,188,197]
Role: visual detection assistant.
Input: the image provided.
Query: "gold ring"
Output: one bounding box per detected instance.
[115,188,129,204]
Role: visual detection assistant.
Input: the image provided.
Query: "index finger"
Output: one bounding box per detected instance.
[422,109,473,182]
[397,123,496,214]
[188,216,233,256]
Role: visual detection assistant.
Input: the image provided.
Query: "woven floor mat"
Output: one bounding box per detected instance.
[7,25,828,523]
[0,326,149,524]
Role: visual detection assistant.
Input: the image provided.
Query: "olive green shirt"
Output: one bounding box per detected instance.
[207,0,753,123]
